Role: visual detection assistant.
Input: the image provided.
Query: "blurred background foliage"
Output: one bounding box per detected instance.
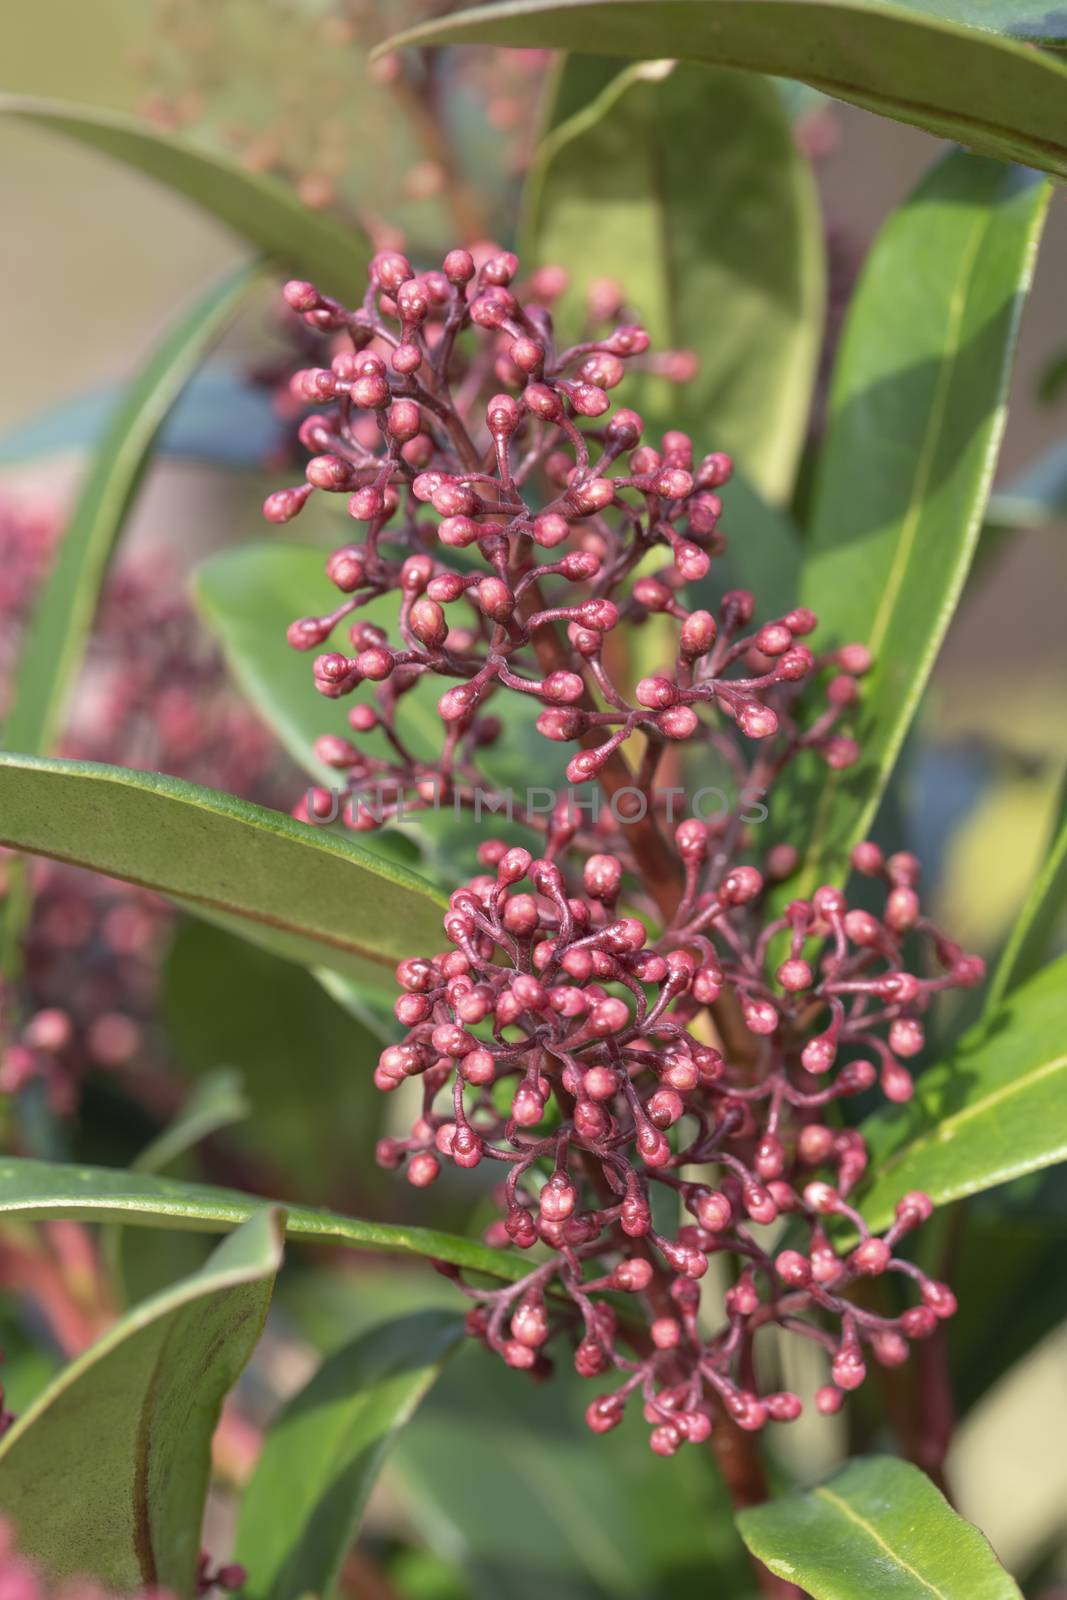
[0,1,1065,1594]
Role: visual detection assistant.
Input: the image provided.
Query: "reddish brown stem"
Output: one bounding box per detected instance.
[523,587,781,1551]
[519,587,757,1072]
[571,1136,788,1596]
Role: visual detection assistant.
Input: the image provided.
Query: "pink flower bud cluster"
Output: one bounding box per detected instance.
[377,827,979,1452]
[273,249,859,835]
[275,247,983,1452]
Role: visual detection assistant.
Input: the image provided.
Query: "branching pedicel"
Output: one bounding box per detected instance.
[269,246,983,1456]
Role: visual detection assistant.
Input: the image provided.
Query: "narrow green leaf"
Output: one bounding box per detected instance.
[859,954,1067,1232]
[988,766,1067,1008]
[0,95,369,297]
[2,265,261,760]
[0,1210,283,1590]
[779,154,1049,889]
[522,58,823,502]
[378,1,1067,184]
[0,1157,529,1282]
[162,921,385,1205]
[737,1455,1020,1599]
[0,270,257,986]
[235,1312,463,1599]
[0,753,445,986]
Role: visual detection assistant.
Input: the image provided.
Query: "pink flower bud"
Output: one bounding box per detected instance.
[387,398,422,440]
[720,866,763,905]
[586,1395,624,1434]
[776,1250,812,1287]
[659,704,700,739]
[264,485,312,523]
[487,392,521,437]
[838,642,872,675]
[287,616,333,650]
[283,279,321,312]
[921,1279,958,1319]
[736,701,779,739]
[777,958,812,992]
[850,1237,891,1275]
[816,1384,845,1415]
[540,1173,577,1221]
[443,248,475,283]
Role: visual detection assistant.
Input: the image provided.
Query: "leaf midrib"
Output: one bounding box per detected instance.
[873,1049,1067,1182]
[864,211,988,658]
[813,1483,950,1597]
[797,190,1011,891]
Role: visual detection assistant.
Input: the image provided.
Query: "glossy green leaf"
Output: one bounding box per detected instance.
[396,1341,753,1600]
[522,58,823,502]
[737,1455,1020,1599]
[2,266,261,760]
[380,1,1067,183]
[235,1312,463,1599]
[0,95,369,297]
[0,1210,283,1590]
[988,766,1067,1008]
[0,1157,528,1282]
[777,154,1049,890]
[0,753,445,986]
[859,954,1067,1232]
[162,921,385,1205]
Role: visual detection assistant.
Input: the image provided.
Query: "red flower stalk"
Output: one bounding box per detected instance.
[274,245,983,1455]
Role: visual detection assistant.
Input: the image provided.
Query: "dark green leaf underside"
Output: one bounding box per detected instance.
[379,1,1067,184]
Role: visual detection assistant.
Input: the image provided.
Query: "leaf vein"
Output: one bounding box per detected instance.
[813,1484,948,1598]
